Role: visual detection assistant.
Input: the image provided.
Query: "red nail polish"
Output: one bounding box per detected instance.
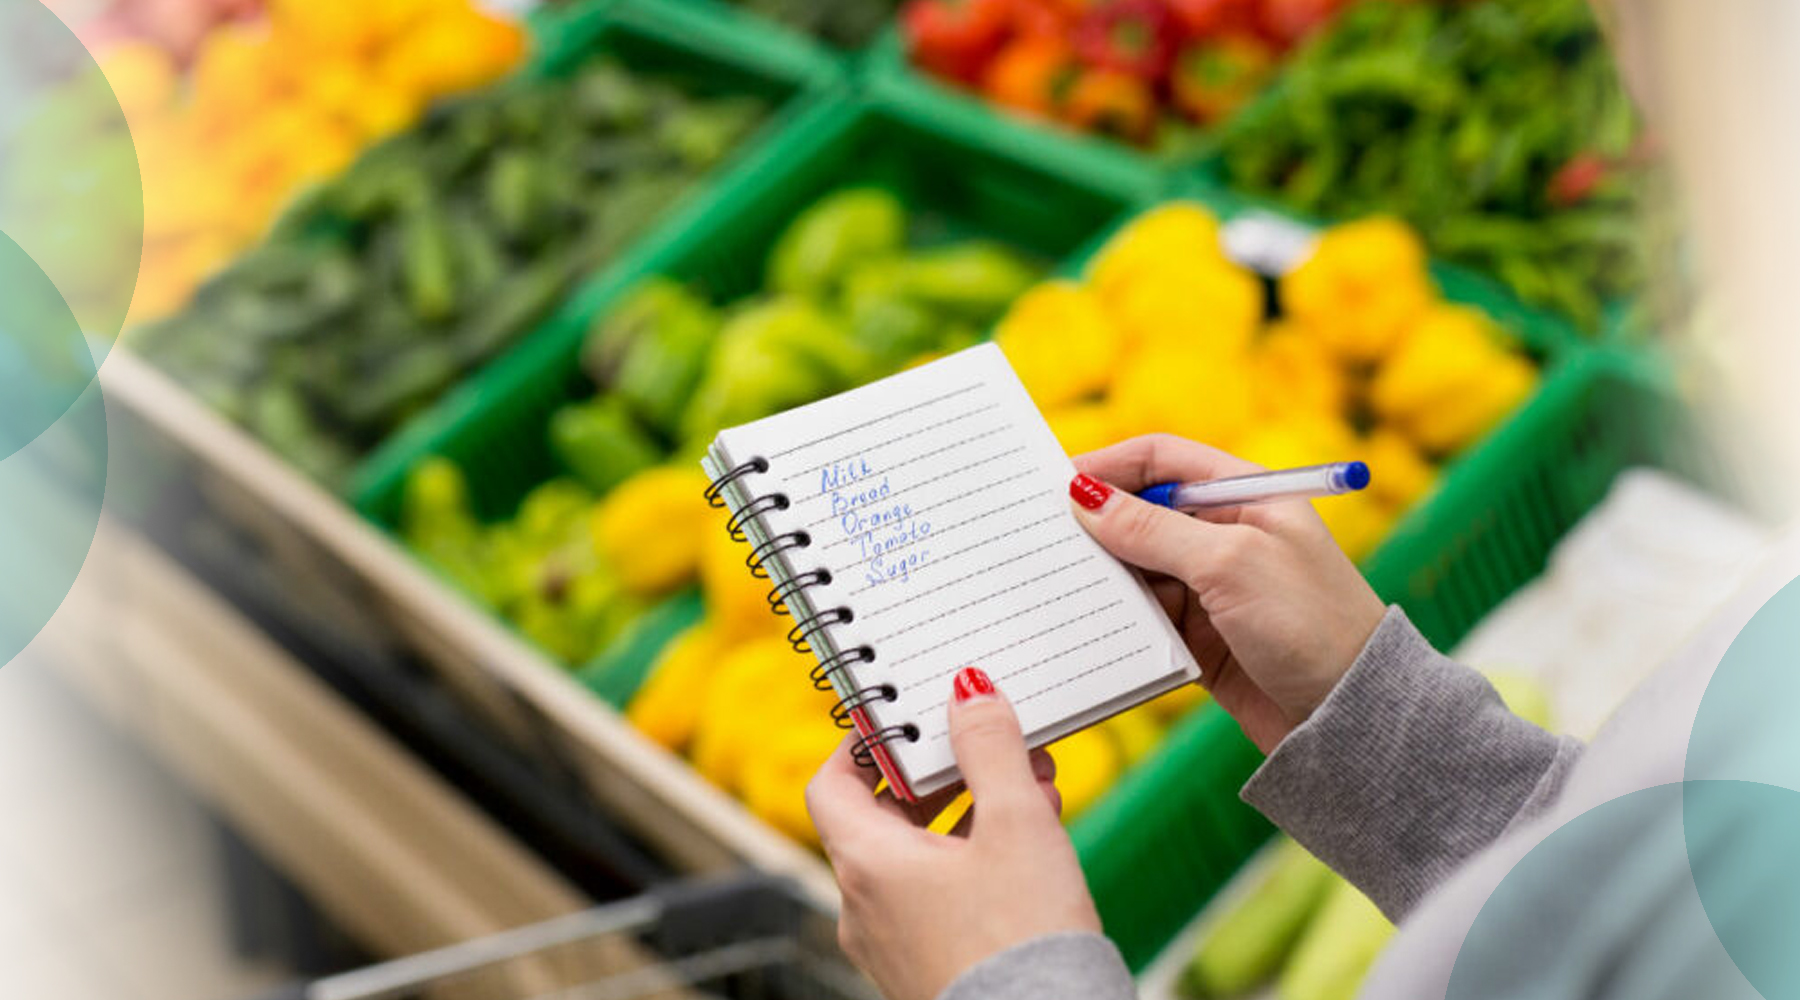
[953,666,995,702]
[1070,473,1113,511]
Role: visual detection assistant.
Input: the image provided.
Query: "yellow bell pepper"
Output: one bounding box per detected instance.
[1144,681,1210,724]
[740,718,843,846]
[1235,413,1358,472]
[377,6,526,97]
[699,510,786,641]
[1362,427,1438,511]
[996,281,1124,408]
[1252,323,1348,418]
[100,43,178,122]
[1045,403,1120,457]
[592,467,714,598]
[626,622,728,752]
[692,637,830,792]
[1048,726,1124,819]
[1107,257,1263,359]
[1314,490,1396,564]
[1103,707,1165,767]
[1370,305,1537,456]
[1283,217,1433,363]
[1087,202,1227,309]
[1109,345,1254,450]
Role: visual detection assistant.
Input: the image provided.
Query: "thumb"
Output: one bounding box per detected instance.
[1068,472,1242,591]
[947,667,1050,830]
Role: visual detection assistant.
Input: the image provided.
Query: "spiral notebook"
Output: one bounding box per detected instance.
[701,343,1200,801]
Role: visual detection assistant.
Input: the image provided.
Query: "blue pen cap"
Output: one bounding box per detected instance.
[1335,461,1371,492]
[1139,482,1180,508]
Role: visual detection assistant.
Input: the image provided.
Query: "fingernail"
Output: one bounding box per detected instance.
[1069,473,1113,511]
[953,666,996,703]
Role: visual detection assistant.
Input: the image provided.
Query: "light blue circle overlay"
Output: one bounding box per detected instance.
[0,0,143,668]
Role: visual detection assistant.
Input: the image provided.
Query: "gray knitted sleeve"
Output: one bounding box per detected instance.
[1241,606,1583,919]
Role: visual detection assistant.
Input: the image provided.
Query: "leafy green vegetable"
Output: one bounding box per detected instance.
[136,57,772,486]
[1217,0,1651,329]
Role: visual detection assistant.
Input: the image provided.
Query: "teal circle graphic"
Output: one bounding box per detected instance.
[1450,575,1800,999]
[0,228,95,464]
[0,0,143,668]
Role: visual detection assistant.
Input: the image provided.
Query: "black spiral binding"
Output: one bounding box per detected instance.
[830,684,898,729]
[769,569,831,617]
[851,724,921,767]
[809,645,873,691]
[746,531,811,580]
[706,456,915,769]
[786,607,852,655]
[703,456,768,508]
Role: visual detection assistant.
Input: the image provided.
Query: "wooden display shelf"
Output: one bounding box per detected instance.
[93,349,838,907]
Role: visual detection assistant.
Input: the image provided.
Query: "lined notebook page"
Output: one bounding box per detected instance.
[714,343,1197,796]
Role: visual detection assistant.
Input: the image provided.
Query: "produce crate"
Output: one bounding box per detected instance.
[352,90,1144,525]
[861,27,1171,209]
[1167,176,1589,363]
[534,0,853,81]
[327,0,848,510]
[100,0,866,905]
[1361,347,1716,648]
[640,0,898,59]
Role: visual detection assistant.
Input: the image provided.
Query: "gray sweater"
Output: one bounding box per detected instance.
[939,576,1786,1000]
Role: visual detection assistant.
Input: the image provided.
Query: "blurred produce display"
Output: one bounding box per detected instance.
[1216,0,1649,328]
[631,546,1207,842]
[997,202,1539,562]
[393,189,1242,843]
[134,55,773,484]
[68,0,264,65]
[397,188,1040,675]
[720,0,900,48]
[1178,672,1550,998]
[101,0,527,324]
[900,0,1356,147]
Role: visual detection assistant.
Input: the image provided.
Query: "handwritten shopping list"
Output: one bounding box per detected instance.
[708,344,1195,793]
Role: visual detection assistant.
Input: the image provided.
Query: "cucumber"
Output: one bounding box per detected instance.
[1182,839,1336,997]
[1277,878,1394,1000]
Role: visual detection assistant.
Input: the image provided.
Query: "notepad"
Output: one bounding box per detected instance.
[701,343,1199,801]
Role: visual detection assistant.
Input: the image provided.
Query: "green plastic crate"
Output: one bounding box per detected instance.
[1071,703,1273,969]
[352,91,1143,527]
[1361,347,1718,648]
[579,588,707,706]
[642,0,897,58]
[532,0,849,81]
[346,0,847,513]
[1082,348,1719,969]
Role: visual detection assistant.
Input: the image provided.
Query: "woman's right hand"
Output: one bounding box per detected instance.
[1068,434,1387,752]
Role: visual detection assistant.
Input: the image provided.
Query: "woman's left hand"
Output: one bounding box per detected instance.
[806,667,1102,1000]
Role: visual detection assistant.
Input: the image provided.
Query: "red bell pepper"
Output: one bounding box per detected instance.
[1073,0,1179,81]
[1165,0,1259,40]
[1062,67,1156,142]
[1547,152,1610,207]
[981,34,1081,117]
[903,0,1015,84]
[1004,0,1081,37]
[1257,0,1345,49]
[1170,34,1274,123]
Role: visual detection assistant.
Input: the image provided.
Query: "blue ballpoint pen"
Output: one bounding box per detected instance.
[1138,461,1371,511]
